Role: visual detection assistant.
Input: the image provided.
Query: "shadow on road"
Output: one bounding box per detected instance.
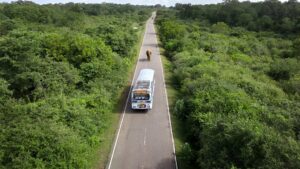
[156,158,176,169]
[128,109,149,114]
[147,32,157,35]
[125,104,149,114]
[144,43,158,48]
[139,58,150,62]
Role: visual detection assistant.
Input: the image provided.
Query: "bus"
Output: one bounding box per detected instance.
[131,69,155,110]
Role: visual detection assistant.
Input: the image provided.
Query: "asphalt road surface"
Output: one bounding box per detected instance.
[106,12,178,169]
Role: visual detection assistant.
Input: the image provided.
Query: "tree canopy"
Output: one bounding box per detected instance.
[157,3,300,168]
[0,2,151,168]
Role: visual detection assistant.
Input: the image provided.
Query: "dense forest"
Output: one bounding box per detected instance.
[157,0,300,169]
[175,0,300,34]
[0,1,151,168]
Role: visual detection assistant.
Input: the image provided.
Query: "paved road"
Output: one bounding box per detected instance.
[106,12,177,169]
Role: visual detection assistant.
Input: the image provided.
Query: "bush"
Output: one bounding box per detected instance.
[268,58,299,81]
[157,9,300,169]
[0,3,151,168]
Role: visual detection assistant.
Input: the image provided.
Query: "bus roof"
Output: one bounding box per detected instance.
[133,69,154,90]
[136,69,154,82]
[134,81,150,90]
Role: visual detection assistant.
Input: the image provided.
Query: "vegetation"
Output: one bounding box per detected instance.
[157,1,300,168]
[0,1,151,168]
[175,0,300,34]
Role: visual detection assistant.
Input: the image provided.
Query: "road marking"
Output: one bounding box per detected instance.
[106,18,149,169]
[143,128,147,146]
[152,19,179,169]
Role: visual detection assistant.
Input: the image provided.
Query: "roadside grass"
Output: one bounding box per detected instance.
[92,21,147,169]
[161,53,193,169]
[156,29,197,169]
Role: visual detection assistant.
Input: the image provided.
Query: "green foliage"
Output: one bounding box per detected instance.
[196,119,300,169]
[174,99,185,119]
[178,142,194,164]
[268,58,299,80]
[175,1,300,34]
[211,22,230,34]
[0,19,16,35]
[156,17,186,57]
[157,8,300,169]
[0,2,151,168]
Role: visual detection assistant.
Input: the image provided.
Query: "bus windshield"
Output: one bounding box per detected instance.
[133,93,150,100]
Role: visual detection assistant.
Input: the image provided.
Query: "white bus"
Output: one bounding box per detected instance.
[131,69,155,110]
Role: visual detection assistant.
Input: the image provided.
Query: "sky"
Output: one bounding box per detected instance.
[0,0,289,6]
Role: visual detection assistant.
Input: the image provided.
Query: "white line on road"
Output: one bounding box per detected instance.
[106,18,149,169]
[143,128,147,146]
